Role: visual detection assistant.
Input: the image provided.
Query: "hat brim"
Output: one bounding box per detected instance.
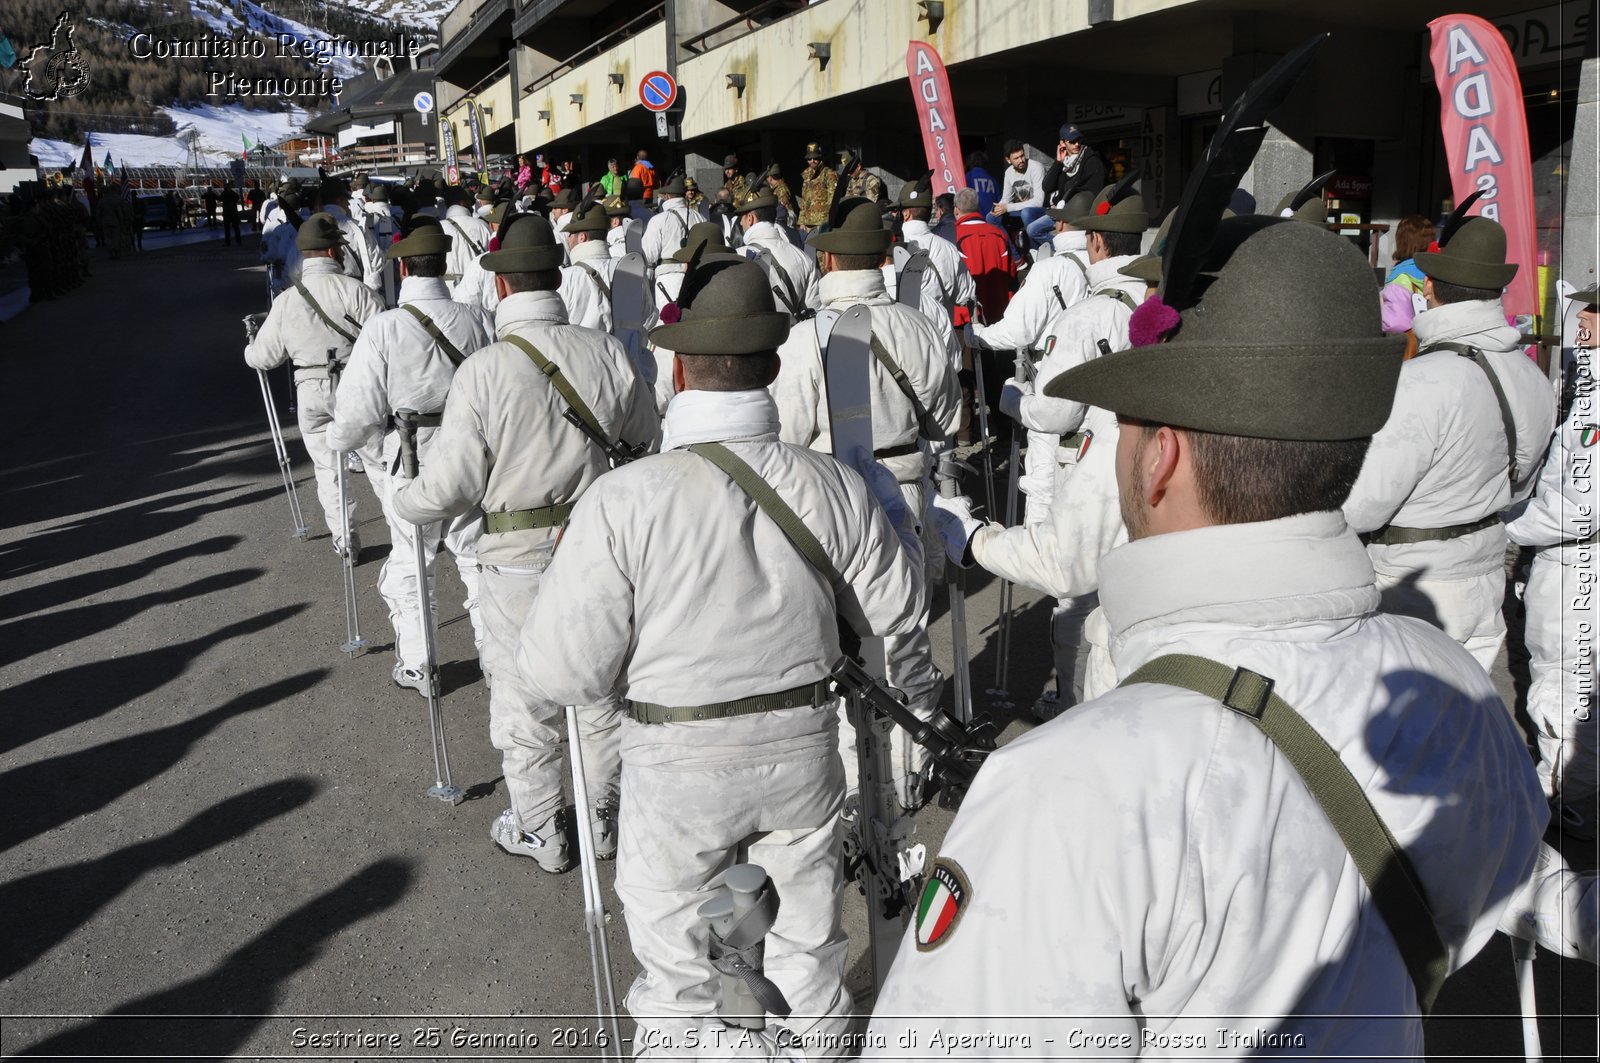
[296,233,347,251]
[385,233,452,260]
[1073,211,1151,234]
[648,311,791,355]
[807,228,892,255]
[1046,207,1076,222]
[1414,251,1518,290]
[483,246,565,272]
[1569,287,1599,308]
[1119,256,1162,284]
[1042,337,1405,440]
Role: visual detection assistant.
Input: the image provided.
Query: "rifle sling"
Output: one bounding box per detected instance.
[1119,653,1448,1014]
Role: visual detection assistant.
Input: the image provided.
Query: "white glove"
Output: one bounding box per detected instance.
[930,493,983,566]
[999,377,1033,421]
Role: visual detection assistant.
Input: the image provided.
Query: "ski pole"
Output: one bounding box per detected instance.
[395,408,462,806]
[1512,936,1541,1063]
[566,705,623,1060]
[937,452,973,725]
[254,366,310,541]
[334,456,367,657]
[965,326,999,521]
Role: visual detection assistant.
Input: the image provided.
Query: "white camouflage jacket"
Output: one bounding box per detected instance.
[641,197,704,267]
[325,275,493,456]
[389,290,659,566]
[323,204,385,295]
[868,511,1546,1058]
[739,220,821,319]
[1344,298,1556,580]
[518,388,922,752]
[245,257,384,371]
[559,238,618,332]
[971,236,1091,353]
[1505,346,1596,566]
[772,269,962,483]
[440,206,493,293]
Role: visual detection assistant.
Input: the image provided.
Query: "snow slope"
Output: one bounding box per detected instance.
[30,104,313,170]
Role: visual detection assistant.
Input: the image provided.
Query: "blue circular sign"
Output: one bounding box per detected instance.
[639,71,677,112]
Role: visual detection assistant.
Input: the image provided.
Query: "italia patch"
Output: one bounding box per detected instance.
[1581,425,1599,448]
[915,858,971,951]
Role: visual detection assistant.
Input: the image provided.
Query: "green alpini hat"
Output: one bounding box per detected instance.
[808,197,890,255]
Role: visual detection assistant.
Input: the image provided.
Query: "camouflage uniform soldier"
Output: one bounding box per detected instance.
[797,143,836,231]
[719,154,749,205]
[841,150,886,204]
[761,163,796,218]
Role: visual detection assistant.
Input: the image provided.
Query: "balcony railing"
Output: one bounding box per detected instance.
[679,0,811,55]
[520,3,665,96]
[444,59,513,114]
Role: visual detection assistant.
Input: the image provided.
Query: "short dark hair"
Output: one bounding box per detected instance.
[498,269,562,293]
[402,252,448,277]
[751,204,778,225]
[902,205,931,222]
[1094,230,1143,258]
[1430,277,1500,304]
[678,351,779,391]
[1002,139,1025,157]
[1181,426,1371,523]
[829,251,883,272]
[935,193,956,214]
[965,151,988,169]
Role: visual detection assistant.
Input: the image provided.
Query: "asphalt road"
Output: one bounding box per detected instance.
[0,234,1593,1060]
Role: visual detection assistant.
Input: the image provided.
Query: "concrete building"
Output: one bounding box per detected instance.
[432,0,1593,298]
[306,47,444,174]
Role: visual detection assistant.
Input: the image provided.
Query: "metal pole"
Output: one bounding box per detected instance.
[566,706,623,1059]
[965,327,999,522]
[255,368,309,540]
[937,452,973,725]
[1512,937,1542,1063]
[334,456,367,656]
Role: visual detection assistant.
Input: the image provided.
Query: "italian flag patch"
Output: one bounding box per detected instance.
[915,858,971,952]
[1581,425,1599,448]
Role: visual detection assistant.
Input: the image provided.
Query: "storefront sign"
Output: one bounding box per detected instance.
[1176,70,1224,116]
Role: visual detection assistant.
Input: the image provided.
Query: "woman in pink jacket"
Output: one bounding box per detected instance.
[1381,214,1435,334]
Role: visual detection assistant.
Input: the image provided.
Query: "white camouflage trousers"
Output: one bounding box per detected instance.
[378,431,485,673]
[480,563,621,829]
[615,719,852,1058]
[293,378,385,539]
[1376,566,1506,673]
[1523,552,1599,802]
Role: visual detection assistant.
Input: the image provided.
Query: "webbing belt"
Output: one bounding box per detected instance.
[291,279,357,344]
[874,441,920,460]
[1361,514,1497,547]
[1098,287,1140,313]
[293,361,341,382]
[1422,341,1521,484]
[870,333,942,442]
[484,504,574,534]
[1120,654,1448,1014]
[401,304,468,367]
[626,680,832,724]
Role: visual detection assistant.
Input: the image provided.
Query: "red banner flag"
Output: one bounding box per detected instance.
[1427,13,1538,325]
[906,42,966,196]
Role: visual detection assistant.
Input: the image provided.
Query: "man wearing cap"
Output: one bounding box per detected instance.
[1031,124,1106,249]
[895,180,974,317]
[318,177,386,297]
[734,188,819,321]
[518,256,922,1051]
[873,219,1546,1055]
[1342,214,1555,671]
[840,150,886,204]
[757,162,796,221]
[648,221,742,414]
[440,188,492,297]
[559,203,618,332]
[391,212,659,871]
[246,213,387,551]
[798,143,836,232]
[775,198,961,807]
[641,173,705,271]
[1504,286,1600,833]
[328,218,494,695]
[604,191,641,261]
[720,154,747,204]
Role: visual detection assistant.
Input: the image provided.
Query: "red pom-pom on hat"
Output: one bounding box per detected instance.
[488,235,501,252]
[1427,240,1440,253]
[659,302,681,325]
[1096,201,1111,215]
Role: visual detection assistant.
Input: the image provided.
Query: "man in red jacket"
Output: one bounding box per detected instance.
[953,186,1017,443]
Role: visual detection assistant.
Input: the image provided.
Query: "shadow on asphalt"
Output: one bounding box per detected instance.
[0,668,328,854]
[0,777,320,981]
[0,601,312,757]
[0,567,266,669]
[13,857,415,1059]
[0,534,241,620]
[0,481,283,581]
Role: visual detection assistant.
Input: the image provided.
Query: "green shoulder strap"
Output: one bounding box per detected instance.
[869,333,942,442]
[1120,653,1449,1014]
[686,441,844,590]
[401,303,468,368]
[291,278,357,344]
[446,218,483,258]
[1422,341,1521,484]
[750,245,805,318]
[577,262,612,304]
[502,334,607,442]
[1099,286,1139,314]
